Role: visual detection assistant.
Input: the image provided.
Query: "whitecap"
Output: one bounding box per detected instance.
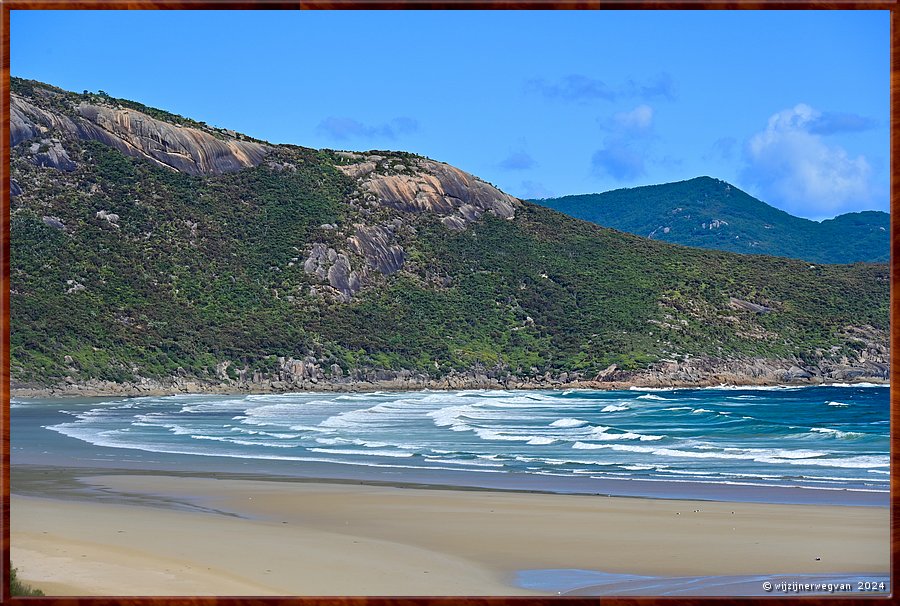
[810,428,865,439]
[307,447,414,458]
[824,382,887,388]
[474,428,542,442]
[701,384,804,391]
[549,418,588,428]
[527,437,556,445]
[594,431,664,442]
[601,404,629,412]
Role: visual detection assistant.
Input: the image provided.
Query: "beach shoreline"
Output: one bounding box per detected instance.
[10,376,889,399]
[10,468,890,596]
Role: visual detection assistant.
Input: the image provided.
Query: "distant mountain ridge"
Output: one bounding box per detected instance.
[533,177,889,264]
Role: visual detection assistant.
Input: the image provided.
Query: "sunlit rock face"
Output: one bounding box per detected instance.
[12,93,270,175]
[339,156,520,229]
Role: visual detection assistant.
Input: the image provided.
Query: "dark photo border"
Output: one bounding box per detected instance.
[0,2,895,604]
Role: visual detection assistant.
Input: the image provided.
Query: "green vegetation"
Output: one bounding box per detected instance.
[534,177,889,264]
[9,80,889,387]
[10,563,45,596]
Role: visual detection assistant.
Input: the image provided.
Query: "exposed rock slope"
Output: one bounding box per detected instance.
[12,91,269,175]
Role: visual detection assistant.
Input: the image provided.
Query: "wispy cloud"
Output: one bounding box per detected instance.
[807,111,878,135]
[741,104,874,217]
[316,116,419,141]
[591,145,645,181]
[611,104,654,132]
[518,180,554,199]
[526,72,676,104]
[591,104,656,181]
[705,136,738,161]
[525,74,617,103]
[498,151,537,171]
[625,72,676,102]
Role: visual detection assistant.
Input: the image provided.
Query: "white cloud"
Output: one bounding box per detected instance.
[316,116,418,141]
[742,104,873,217]
[591,104,655,182]
[613,104,653,132]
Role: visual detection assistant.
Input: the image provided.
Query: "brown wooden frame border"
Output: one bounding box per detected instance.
[0,1,895,604]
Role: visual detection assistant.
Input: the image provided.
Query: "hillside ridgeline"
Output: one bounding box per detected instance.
[534,177,889,264]
[9,78,889,395]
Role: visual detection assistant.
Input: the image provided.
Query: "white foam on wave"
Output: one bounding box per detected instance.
[44,421,506,474]
[287,424,332,433]
[549,418,588,428]
[260,431,300,439]
[315,436,349,446]
[520,456,618,467]
[570,442,839,463]
[308,447,414,458]
[527,437,556,445]
[661,406,692,412]
[629,386,675,392]
[473,428,547,442]
[245,392,314,402]
[593,431,664,442]
[636,394,667,401]
[782,455,889,469]
[190,434,295,448]
[824,382,887,388]
[691,408,714,414]
[334,393,385,401]
[826,401,849,407]
[810,428,865,439]
[427,404,476,432]
[245,400,330,421]
[601,404,629,412]
[179,399,248,414]
[701,384,804,391]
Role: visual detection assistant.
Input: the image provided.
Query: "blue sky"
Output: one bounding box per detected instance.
[11,10,889,219]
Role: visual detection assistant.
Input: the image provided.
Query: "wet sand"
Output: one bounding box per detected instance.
[10,471,890,596]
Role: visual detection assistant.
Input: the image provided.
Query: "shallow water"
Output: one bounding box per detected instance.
[12,385,888,499]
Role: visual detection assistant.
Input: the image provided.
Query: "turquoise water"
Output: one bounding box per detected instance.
[16,385,888,495]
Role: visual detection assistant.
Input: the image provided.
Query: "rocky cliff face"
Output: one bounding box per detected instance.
[12,93,270,175]
[300,153,521,302]
[338,155,520,229]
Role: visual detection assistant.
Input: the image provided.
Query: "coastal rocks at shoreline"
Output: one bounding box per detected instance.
[11,354,888,398]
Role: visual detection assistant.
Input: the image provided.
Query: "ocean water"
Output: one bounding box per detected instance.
[13,385,889,495]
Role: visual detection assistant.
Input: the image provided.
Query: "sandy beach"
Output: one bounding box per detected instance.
[11,472,889,596]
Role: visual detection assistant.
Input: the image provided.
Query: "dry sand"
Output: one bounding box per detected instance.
[11,473,889,596]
